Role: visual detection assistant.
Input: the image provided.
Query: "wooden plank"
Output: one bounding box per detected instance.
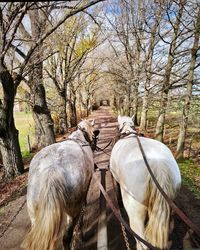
[84,106,120,250]
[95,159,109,165]
[97,169,108,250]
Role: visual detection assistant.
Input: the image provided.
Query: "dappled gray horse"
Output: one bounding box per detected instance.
[22,120,99,250]
[110,115,181,250]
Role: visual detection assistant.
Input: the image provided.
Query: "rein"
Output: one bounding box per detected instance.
[95,140,113,156]
[94,131,144,155]
[67,138,91,147]
[119,131,200,237]
[93,173,160,250]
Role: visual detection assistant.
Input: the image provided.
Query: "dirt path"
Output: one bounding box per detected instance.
[0,196,29,250]
[0,106,200,250]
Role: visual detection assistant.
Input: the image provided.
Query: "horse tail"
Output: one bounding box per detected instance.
[144,169,175,249]
[21,172,70,250]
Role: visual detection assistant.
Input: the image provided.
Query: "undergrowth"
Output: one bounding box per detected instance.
[178,159,200,198]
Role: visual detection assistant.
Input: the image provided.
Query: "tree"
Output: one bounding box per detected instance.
[155,0,186,141]
[27,6,56,148]
[79,67,101,116]
[176,5,200,159]
[105,0,146,124]
[103,0,199,145]
[0,3,31,178]
[140,6,162,132]
[45,14,101,129]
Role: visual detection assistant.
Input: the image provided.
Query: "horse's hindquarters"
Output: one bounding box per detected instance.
[110,137,181,250]
[24,141,93,250]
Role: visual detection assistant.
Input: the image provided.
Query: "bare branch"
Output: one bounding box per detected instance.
[18,0,105,76]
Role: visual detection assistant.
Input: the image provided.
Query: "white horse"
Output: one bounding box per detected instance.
[22,119,99,250]
[110,115,181,250]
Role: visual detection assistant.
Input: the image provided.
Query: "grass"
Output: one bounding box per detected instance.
[178,159,200,198]
[14,112,35,159]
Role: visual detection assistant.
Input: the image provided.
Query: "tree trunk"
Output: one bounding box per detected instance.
[140,8,161,132]
[176,7,200,159]
[130,81,139,125]
[140,89,149,131]
[127,84,132,116]
[69,100,77,127]
[59,95,68,134]
[132,91,139,125]
[155,0,186,141]
[29,8,55,148]
[86,97,90,117]
[0,127,24,179]
[155,91,168,142]
[31,80,56,148]
[0,67,24,179]
[68,93,77,128]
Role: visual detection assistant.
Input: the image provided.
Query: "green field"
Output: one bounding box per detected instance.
[14,112,35,158]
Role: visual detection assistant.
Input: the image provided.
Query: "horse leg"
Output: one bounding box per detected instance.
[121,189,147,250]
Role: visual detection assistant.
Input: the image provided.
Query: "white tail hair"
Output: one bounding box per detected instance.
[144,169,175,249]
[21,171,71,250]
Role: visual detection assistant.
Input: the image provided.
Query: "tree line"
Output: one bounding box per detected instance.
[0,1,104,179]
[0,0,199,180]
[104,0,200,159]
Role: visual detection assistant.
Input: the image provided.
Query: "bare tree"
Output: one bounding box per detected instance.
[0,3,31,178]
[117,0,145,124]
[78,61,102,116]
[176,5,200,159]
[27,6,56,148]
[155,0,186,141]
[45,14,101,130]
[140,6,162,132]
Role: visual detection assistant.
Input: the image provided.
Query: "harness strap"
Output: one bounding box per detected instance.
[67,138,90,147]
[96,139,113,152]
[136,136,200,237]
[77,126,93,144]
[120,131,144,139]
[93,174,160,250]
[95,146,111,156]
